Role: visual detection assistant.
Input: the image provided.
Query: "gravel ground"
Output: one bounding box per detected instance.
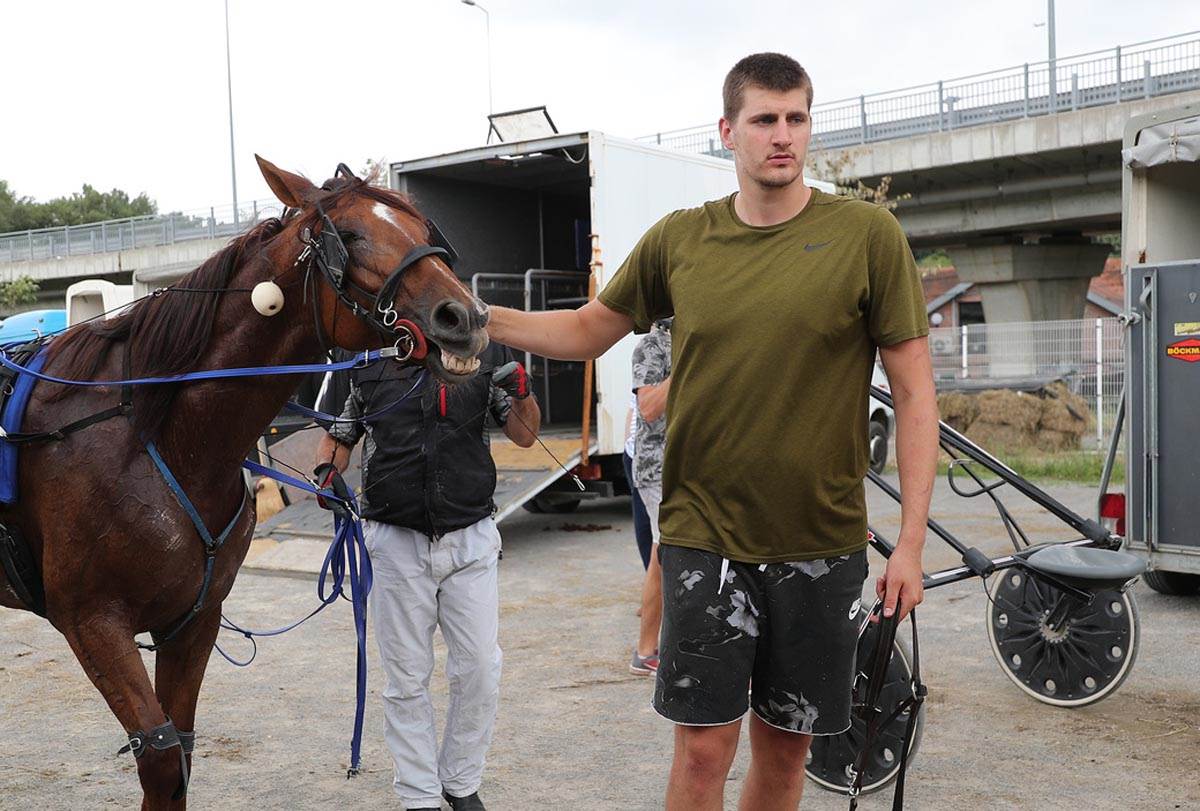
[2,475,1199,810]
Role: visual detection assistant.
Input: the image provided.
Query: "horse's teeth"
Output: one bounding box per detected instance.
[440,349,477,375]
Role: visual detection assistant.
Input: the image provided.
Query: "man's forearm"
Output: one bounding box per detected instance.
[503,395,541,447]
[892,390,938,553]
[487,299,633,361]
[316,432,353,474]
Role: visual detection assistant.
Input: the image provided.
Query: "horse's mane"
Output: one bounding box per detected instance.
[45,174,424,441]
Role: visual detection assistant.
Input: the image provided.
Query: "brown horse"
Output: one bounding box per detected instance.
[0,156,488,809]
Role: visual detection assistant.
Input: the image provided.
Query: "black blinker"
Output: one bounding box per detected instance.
[317,210,350,284]
[425,218,459,267]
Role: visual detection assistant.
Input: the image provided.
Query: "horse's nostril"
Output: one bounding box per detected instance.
[432,300,470,337]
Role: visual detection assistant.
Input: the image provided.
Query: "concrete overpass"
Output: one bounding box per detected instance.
[0,201,278,316]
[824,90,1200,246]
[0,238,229,313]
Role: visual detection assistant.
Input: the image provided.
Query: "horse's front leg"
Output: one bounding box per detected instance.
[59,614,183,810]
[152,603,224,811]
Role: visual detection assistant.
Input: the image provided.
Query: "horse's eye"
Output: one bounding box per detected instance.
[337,229,360,243]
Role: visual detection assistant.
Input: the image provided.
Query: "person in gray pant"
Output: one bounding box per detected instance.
[314,344,539,810]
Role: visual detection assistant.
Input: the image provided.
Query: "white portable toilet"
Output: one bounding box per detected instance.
[64,279,135,327]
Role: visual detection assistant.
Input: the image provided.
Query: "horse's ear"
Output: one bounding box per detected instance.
[256,155,318,209]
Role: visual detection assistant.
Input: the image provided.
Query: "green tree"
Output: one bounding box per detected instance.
[0,181,156,232]
[0,276,40,309]
[0,180,39,233]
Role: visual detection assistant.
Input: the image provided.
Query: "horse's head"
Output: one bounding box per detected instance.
[256,155,488,381]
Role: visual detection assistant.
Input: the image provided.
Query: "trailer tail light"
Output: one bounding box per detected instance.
[1099,493,1126,537]
[572,462,602,481]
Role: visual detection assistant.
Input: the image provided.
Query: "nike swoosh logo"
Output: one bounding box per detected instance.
[804,241,833,252]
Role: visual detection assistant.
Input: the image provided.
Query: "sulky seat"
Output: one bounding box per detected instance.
[1024,545,1146,593]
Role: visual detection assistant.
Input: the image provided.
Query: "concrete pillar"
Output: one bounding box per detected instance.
[947,238,1110,377]
[947,238,1111,322]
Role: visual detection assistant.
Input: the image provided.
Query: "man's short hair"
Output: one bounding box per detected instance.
[722,53,813,121]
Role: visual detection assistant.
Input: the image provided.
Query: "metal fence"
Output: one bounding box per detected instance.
[644,31,1200,157]
[471,270,591,424]
[930,317,1124,450]
[0,198,283,264]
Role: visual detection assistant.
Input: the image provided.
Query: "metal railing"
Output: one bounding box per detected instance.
[0,198,283,264]
[471,270,590,424]
[644,31,1200,157]
[929,317,1124,450]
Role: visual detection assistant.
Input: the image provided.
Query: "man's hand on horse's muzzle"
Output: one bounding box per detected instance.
[313,463,352,518]
[492,361,530,400]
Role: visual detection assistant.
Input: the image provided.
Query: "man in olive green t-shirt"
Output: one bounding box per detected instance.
[487,53,938,811]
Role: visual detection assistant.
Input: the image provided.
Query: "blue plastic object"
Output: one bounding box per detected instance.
[0,310,66,343]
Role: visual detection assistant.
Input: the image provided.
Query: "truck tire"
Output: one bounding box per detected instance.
[1141,569,1200,596]
[868,420,889,475]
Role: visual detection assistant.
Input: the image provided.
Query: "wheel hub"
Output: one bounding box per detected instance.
[1038,611,1070,644]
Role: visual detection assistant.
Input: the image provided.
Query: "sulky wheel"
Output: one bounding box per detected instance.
[806,612,925,796]
[986,568,1140,707]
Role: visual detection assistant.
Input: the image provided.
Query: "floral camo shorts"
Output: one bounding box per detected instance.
[653,544,868,735]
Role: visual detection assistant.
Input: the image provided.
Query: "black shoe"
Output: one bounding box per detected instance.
[443,790,486,810]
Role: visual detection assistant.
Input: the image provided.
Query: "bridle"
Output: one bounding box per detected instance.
[296,164,461,362]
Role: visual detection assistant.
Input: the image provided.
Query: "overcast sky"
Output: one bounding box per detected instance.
[2,1,1196,214]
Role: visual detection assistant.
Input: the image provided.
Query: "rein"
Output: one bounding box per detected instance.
[0,345,403,390]
[848,604,926,811]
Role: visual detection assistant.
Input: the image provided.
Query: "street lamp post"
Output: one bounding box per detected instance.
[225,0,239,225]
[460,0,493,115]
[1047,0,1057,112]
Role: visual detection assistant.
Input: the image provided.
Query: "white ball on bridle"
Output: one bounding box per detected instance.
[251,280,285,316]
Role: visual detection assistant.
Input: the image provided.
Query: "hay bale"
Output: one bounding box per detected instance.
[937,392,978,431]
[1039,383,1093,435]
[1039,397,1090,435]
[965,422,1034,452]
[975,390,1042,433]
[1033,429,1080,452]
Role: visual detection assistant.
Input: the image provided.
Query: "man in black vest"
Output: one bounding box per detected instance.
[314,343,539,811]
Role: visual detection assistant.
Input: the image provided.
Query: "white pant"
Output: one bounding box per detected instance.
[364,516,503,809]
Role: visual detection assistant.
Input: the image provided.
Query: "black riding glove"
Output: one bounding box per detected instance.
[492,361,530,400]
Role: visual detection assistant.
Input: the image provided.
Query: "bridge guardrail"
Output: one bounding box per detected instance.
[0,198,284,265]
[644,31,1200,157]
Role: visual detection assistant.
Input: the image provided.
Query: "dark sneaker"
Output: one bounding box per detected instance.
[630,650,659,675]
[443,790,486,810]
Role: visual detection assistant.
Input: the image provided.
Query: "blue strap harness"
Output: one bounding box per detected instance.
[0,341,409,777]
